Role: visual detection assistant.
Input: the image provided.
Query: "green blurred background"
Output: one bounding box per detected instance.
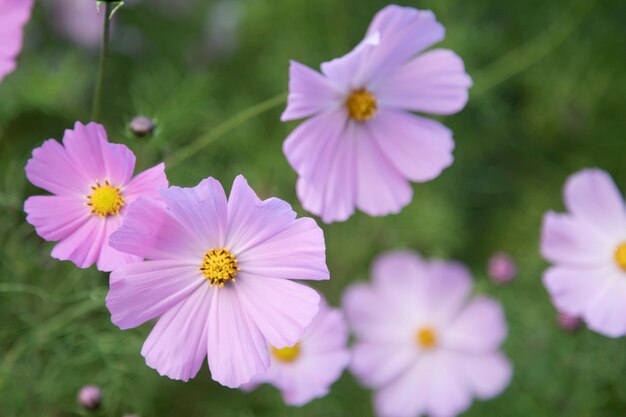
[1,0,625,416]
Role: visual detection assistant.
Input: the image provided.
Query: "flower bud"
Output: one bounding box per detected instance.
[557,312,583,332]
[129,115,156,138]
[77,385,102,410]
[487,252,517,284]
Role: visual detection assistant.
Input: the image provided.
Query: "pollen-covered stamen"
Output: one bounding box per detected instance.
[416,327,438,350]
[346,89,378,121]
[614,243,626,271]
[271,343,301,363]
[86,180,125,217]
[200,248,240,287]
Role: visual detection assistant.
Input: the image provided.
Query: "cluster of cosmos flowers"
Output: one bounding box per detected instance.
[6,3,625,417]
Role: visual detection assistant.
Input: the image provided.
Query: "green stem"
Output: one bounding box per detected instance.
[91,2,113,121]
[166,92,288,169]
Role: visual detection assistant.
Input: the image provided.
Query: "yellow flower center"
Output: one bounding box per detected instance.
[614,243,626,271]
[416,327,438,350]
[346,89,377,121]
[271,344,301,363]
[86,181,125,217]
[200,248,240,287]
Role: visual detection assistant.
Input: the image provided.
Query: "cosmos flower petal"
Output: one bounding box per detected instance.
[442,296,507,353]
[363,6,445,85]
[368,110,454,183]
[281,60,342,121]
[351,341,419,389]
[421,260,473,325]
[540,212,614,267]
[373,358,429,417]
[24,195,89,241]
[96,216,141,272]
[109,196,204,261]
[302,307,349,353]
[423,351,473,417]
[459,352,513,400]
[63,122,136,186]
[142,284,212,382]
[355,123,413,217]
[564,169,626,239]
[123,162,168,203]
[160,178,228,250]
[206,286,270,388]
[236,273,320,348]
[50,216,105,268]
[107,260,204,329]
[320,32,380,91]
[226,175,299,253]
[584,270,626,337]
[0,0,33,82]
[377,49,472,115]
[542,266,608,316]
[237,217,329,281]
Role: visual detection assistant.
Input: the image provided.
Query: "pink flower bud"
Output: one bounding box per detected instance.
[77,385,102,410]
[558,312,583,332]
[488,252,517,284]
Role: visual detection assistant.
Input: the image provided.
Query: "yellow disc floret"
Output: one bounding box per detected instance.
[346,89,378,121]
[200,248,240,287]
[614,243,626,271]
[271,344,301,363]
[86,180,125,217]
[416,327,438,350]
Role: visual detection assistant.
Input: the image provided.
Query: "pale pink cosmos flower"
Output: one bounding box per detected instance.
[24,122,168,271]
[282,5,472,223]
[106,176,329,388]
[343,250,512,417]
[243,297,350,406]
[0,0,34,82]
[541,168,626,338]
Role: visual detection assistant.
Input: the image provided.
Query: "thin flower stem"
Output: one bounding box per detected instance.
[91,2,114,121]
[166,92,288,169]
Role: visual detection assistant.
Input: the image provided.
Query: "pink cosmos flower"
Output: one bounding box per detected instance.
[243,297,350,406]
[541,168,626,338]
[0,0,34,82]
[343,250,512,417]
[282,5,472,223]
[106,175,329,388]
[24,122,168,271]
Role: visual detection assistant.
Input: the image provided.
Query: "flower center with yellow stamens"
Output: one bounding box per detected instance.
[271,344,301,363]
[614,243,626,271]
[346,89,377,121]
[86,181,124,217]
[200,248,240,287]
[416,327,438,350]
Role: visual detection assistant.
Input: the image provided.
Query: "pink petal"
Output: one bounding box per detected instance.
[96,215,141,272]
[226,175,299,253]
[583,269,626,337]
[377,49,472,115]
[24,195,89,241]
[25,139,91,196]
[206,285,270,388]
[458,352,512,400]
[106,260,204,329]
[123,162,168,204]
[50,216,105,269]
[62,122,136,186]
[303,305,349,353]
[160,178,228,250]
[442,296,507,353]
[564,169,626,240]
[542,266,609,316]
[422,351,473,417]
[0,0,33,82]
[237,216,329,281]
[235,273,320,348]
[362,6,445,86]
[109,196,203,261]
[371,250,429,312]
[373,357,429,417]
[354,123,413,217]
[541,212,615,267]
[281,60,342,121]
[142,284,212,382]
[320,32,381,91]
[368,110,454,183]
[423,260,473,325]
[351,341,419,389]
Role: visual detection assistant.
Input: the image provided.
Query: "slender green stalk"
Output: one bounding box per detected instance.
[91,2,113,121]
[166,92,288,169]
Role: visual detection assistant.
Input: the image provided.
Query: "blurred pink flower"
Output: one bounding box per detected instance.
[0,0,34,82]
[557,311,583,332]
[46,0,103,48]
[488,251,517,283]
[24,122,168,271]
[106,176,329,388]
[282,5,472,223]
[77,385,102,410]
[243,297,350,405]
[343,250,512,417]
[541,168,626,338]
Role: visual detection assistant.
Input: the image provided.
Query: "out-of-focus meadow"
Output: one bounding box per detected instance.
[0,0,624,416]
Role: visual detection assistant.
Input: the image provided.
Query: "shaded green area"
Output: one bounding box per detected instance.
[1,0,625,416]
